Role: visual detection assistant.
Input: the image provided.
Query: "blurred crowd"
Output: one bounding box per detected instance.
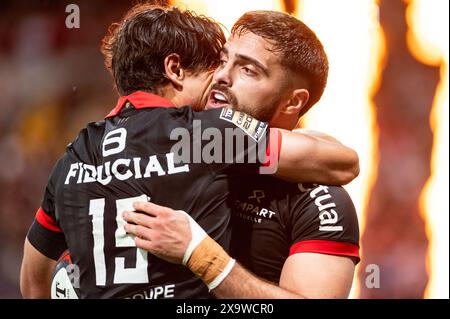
[0,1,135,297]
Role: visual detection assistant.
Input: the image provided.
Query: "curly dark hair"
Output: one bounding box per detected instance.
[101,3,226,96]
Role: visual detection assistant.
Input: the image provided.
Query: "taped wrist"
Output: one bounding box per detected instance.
[176,210,235,290]
[186,236,235,291]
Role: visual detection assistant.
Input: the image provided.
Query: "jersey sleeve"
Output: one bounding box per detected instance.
[289,184,360,264]
[27,159,67,260]
[190,108,278,175]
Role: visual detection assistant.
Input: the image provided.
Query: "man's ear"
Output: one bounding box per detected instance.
[282,88,310,116]
[164,53,185,90]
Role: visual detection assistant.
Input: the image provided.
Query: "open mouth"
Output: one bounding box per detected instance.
[207,90,231,109]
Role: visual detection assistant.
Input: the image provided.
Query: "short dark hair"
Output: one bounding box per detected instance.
[102,3,225,96]
[232,11,329,116]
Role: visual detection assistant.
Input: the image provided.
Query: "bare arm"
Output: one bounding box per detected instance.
[211,262,303,299]
[212,253,355,299]
[20,238,56,299]
[274,129,360,185]
[279,253,355,298]
[293,128,344,144]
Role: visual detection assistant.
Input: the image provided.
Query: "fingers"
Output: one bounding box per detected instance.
[123,223,157,253]
[123,210,157,228]
[132,201,172,217]
[124,223,153,241]
[123,205,191,265]
[135,236,153,252]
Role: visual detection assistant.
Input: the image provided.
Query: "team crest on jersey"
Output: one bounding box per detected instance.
[219,108,268,142]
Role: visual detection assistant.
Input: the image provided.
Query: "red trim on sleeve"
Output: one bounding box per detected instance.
[262,128,283,167]
[290,240,360,264]
[35,207,62,233]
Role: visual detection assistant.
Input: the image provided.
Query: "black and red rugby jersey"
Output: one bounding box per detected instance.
[27,91,270,299]
[229,178,360,284]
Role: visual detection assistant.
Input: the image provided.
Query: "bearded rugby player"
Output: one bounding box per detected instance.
[123,11,360,299]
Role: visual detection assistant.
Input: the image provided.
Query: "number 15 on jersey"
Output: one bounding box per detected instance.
[89,194,150,286]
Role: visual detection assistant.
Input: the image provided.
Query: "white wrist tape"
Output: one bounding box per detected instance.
[176,210,207,266]
[207,258,236,291]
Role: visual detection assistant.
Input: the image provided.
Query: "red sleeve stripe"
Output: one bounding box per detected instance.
[35,207,62,233]
[262,128,283,167]
[290,240,360,264]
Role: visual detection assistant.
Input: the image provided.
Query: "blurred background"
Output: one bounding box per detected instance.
[0,0,448,298]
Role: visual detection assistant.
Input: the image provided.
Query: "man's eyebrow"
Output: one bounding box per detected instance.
[235,53,269,76]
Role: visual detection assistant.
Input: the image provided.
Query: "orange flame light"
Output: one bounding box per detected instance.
[297,0,383,298]
[407,0,449,299]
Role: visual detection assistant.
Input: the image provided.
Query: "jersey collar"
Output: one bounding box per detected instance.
[106,91,175,118]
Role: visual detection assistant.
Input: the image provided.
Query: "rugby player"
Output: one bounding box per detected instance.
[123,11,360,298]
[20,5,358,298]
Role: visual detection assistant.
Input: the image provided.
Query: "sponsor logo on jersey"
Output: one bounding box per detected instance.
[64,152,189,186]
[298,184,343,232]
[219,108,268,142]
[248,190,266,203]
[124,284,176,299]
[234,190,276,224]
[65,127,191,186]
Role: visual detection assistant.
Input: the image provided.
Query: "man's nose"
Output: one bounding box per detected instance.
[213,64,232,87]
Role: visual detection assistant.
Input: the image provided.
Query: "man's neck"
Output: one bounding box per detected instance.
[159,85,182,107]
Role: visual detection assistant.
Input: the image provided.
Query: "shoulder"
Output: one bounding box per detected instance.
[296,184,356,212]
[288,184,360,264]
[289,184,359,242]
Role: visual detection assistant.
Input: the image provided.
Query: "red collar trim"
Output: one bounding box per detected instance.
[106,91,175,118]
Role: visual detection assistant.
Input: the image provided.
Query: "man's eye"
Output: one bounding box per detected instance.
[219,59,227,66]
[242,67,256,76]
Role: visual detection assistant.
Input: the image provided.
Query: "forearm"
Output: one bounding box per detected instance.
[185,236,304,298]
[276,129,359,185]
[297,129,360,183]
[310,138,359,185]
[212,262,304,299]
[292,128,342,144]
